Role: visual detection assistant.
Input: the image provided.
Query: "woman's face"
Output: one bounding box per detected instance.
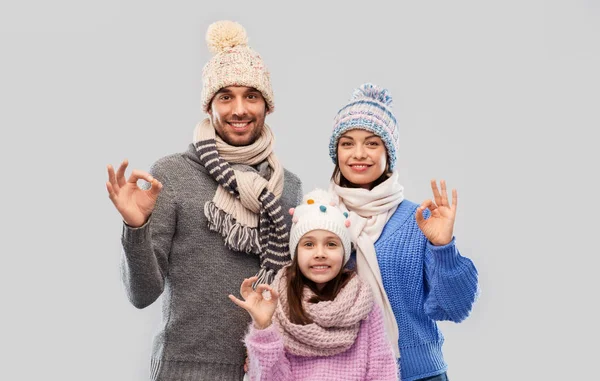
[337,129,388,189]
[296,230,344,290]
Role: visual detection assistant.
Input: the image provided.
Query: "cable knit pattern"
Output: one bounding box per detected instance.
[245,304,399,381]
[373,199,479,381]
[272,268,374,357]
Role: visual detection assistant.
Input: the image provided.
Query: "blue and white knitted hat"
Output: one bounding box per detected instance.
[329,83,399,171]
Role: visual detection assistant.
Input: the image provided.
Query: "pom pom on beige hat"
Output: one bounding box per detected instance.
[201,20,274,113]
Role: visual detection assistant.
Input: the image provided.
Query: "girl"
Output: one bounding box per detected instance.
[230,189,399,381]
[328,83,479,381]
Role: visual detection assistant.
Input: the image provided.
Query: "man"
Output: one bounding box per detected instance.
[106,20,302,380]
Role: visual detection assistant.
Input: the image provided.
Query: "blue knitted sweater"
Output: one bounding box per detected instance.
[374,200,479,381]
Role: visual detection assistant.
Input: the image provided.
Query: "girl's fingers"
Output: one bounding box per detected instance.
[256,284,273,300]
[240,276,259,298]
[228,294,248,310]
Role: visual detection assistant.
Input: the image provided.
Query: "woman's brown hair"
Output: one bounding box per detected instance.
[285,251,355,325]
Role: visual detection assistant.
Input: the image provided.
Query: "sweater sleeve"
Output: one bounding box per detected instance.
[296,181,304,205]
[119,162,176,309]
[366,305,400,381]
[423,237,479,322]
[244,324,293,381]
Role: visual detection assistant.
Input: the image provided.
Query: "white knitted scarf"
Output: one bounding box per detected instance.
[330,171,404,358]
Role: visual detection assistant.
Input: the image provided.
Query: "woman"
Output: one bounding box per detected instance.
[327,83,479,381]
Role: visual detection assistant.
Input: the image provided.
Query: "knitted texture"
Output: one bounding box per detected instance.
[201,20,274,112]
[120,144,302,380]
[271,268,374,357]
[373,199,479,381]
[245,304,399,381]
[194,118,289,285]
[288,188,352,264]
[329,83,399,170]
[331,171,404,358]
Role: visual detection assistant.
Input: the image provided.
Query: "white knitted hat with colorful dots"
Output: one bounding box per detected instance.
[201,20,274,113]
[288,189,352,264]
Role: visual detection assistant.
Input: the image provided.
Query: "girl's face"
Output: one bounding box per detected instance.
[337,129,387,189]
[296,229,345,290]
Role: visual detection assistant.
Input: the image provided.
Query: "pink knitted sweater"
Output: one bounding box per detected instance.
[244,304,399,381]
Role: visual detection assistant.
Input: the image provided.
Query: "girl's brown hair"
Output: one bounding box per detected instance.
[285,251,355,325]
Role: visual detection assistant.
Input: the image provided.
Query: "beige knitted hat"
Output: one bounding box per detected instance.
[201,20,274,113]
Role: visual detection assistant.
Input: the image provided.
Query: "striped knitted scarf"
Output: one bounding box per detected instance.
[193,118,290,285]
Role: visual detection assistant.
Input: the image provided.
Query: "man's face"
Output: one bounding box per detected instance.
[208,86,267,146]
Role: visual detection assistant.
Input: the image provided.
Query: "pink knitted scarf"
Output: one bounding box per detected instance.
[272,267,374,357]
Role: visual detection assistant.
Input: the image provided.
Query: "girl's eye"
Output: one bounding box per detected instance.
[327,242,338,247]
[303,242,314,247]
[366,141,380,146]
[339,141,352,147]
[219,95,231,101]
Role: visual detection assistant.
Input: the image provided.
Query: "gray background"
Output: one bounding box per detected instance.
[1,0,598,380]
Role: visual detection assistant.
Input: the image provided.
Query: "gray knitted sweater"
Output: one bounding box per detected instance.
[120,144,302,380]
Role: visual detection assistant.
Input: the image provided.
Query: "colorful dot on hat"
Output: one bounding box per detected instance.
[345,220,351,227]
[319,205,327,212]
[307,199,314,205]
[329,201,336,206]
[288,207,295,215]
[343,212,349,218]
